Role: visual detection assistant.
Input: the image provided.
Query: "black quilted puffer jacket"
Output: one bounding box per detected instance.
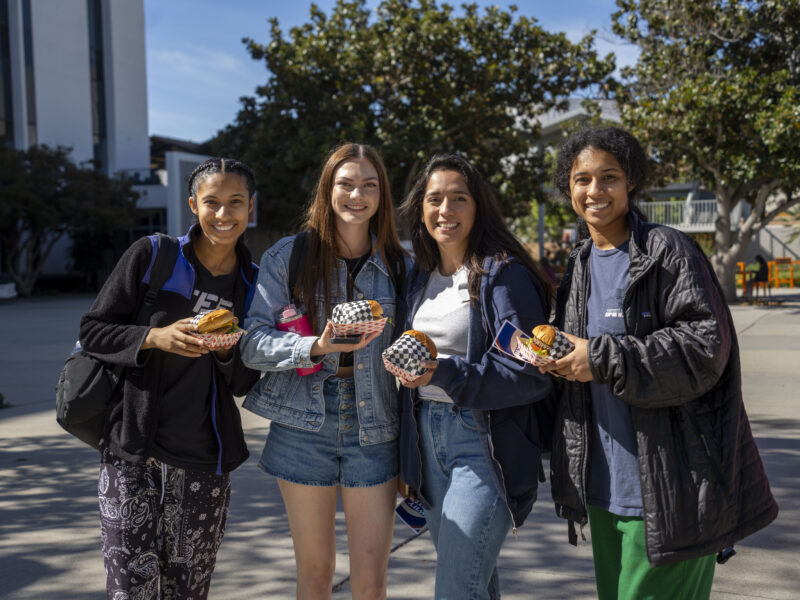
[550,212,778,567]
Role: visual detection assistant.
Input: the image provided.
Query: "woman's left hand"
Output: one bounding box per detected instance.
[399,359,438,388]
[539,332,594,382]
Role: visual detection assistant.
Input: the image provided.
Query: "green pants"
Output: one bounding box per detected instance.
[587,505,716,600]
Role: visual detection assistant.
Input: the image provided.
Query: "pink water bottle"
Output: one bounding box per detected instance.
[276,304,323,376]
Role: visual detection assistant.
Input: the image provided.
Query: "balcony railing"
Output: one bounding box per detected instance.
[639,198,750,232]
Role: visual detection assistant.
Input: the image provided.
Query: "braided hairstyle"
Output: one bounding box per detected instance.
[187,157,256,199]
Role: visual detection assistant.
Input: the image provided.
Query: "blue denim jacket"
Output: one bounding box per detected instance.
[240,234,400,445]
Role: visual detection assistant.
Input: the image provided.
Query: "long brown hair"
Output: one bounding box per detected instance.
[400,154,552,315]
[296,143,406,330]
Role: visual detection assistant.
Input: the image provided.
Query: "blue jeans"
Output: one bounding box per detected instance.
[419,400,512,600]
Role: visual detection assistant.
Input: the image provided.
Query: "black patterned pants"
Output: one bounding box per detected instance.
[98,448,231,600]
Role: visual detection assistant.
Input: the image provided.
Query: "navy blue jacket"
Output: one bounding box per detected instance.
[80,226,260,473]
[397,256,555,530]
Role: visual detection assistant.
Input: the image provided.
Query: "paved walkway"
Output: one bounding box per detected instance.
[1,291,798,599]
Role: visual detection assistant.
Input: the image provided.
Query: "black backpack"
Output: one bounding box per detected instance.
[55,234,180,448]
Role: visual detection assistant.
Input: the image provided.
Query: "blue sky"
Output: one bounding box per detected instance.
[144,0,637,142]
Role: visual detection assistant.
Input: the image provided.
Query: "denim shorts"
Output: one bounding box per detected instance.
[259,377,398,488]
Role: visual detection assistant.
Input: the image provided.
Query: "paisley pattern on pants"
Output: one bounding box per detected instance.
[98,448,231,600]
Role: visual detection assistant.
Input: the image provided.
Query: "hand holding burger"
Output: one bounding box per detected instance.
[382,329,438,385]
[537,330,593,382]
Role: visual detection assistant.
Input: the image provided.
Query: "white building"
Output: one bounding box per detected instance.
[1,0,211,284]
[1,0,149,177]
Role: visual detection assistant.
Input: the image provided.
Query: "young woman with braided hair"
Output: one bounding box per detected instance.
[80,157,261,598]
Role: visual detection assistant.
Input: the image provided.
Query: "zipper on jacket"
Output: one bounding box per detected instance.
[478,268,518,539]
[700,433,712,458]
[486,412,519,539]
[577,257,591,527]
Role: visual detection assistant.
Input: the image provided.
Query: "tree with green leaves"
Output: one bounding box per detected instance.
[213,0,614,234]
[612,0,800,301]
[0,145,138,296]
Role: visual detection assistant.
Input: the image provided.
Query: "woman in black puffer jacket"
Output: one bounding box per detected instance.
[541,127,778,600]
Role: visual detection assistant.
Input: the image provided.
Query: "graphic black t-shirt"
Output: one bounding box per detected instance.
[151,244,238,470]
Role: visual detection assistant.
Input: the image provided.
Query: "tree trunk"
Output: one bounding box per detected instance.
[711,192,740,303]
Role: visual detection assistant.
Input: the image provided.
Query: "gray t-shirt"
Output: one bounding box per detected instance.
[586,240,643,517]
[412,266,470,403]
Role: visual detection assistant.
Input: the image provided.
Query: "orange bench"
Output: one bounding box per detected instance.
[773,257,794,288]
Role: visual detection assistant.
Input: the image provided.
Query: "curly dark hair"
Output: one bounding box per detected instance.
[554,127,648,240]
[400,154,552,313]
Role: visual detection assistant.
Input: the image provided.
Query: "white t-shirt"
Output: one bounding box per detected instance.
[412,266,470,403]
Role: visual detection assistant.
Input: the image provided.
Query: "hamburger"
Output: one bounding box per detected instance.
[519,324,573,360]
[382,329,437,378]
[522,324,557,357]
[195,309,239,334]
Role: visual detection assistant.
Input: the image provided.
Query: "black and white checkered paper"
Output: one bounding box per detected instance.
[382,333,434,380]
[548,331,574,360]
[331,300,373,324]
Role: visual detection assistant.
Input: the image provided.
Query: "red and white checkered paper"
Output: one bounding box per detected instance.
[189,329,244,351]
[330,317,388,338]
[513,340,556,367]
[382,357,424,383]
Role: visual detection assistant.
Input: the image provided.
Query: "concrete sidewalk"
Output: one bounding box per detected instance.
[1,292,798,599]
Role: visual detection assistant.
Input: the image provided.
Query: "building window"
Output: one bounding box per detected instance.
[21,0,35,145]
[0,0,13,147]
[87,0,107,171]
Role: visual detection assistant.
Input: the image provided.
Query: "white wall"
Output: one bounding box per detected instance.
[29,0,94,165]
[103,0,149,177]
[165,151,210,236]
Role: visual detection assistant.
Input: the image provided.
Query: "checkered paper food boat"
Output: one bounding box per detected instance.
[330,300,388,337]
[382,333,434,382]
[330,318,388,338]
[189,329,244,351]
[513,329,574,367]
[188,311,245,351]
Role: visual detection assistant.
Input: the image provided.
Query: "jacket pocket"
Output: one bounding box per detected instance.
[674,405,735,542]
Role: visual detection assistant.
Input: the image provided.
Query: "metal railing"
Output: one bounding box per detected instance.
[640,199,719,232]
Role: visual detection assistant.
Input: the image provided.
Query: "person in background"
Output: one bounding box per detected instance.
[80,158,261,599]
[240,143,407,600]
[393,154,554,599]
[746,254,770,297]
[542,126,778,600]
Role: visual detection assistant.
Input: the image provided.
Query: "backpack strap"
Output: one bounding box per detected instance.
[137,233,180,325]
[288,231,309,303]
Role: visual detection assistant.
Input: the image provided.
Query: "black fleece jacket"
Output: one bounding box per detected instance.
[79,227,260,473]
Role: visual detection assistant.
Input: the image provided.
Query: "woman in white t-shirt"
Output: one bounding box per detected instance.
[392,154,555,599]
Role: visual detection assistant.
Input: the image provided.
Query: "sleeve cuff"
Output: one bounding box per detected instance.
[294,335,323,367]
[430,358,457,388]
